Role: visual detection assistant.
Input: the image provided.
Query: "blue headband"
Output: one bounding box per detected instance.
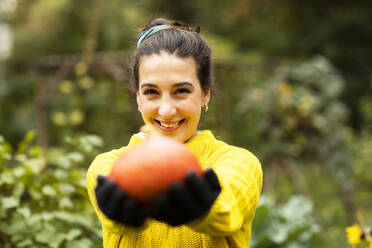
[137,24,172,47]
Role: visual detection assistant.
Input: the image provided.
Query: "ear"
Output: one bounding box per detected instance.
[203,88,211,106]
[136,90,140,106]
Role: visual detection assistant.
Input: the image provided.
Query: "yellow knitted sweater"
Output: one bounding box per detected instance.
[86,130,262,248]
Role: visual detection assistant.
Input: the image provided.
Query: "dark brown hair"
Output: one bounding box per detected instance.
[130,18,213,93]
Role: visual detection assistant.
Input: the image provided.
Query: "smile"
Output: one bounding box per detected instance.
[155,119,185,131]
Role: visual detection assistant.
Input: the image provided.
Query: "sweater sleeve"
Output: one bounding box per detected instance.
[187,146,263,236]
[86,148,148,235]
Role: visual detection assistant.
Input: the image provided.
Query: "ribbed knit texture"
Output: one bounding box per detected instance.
[86,130,262,248]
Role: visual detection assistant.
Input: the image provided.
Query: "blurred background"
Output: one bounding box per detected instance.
[1,0,371,247]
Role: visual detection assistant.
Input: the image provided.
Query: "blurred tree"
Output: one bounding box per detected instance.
[235,56,354,245]
[145,0,372,131]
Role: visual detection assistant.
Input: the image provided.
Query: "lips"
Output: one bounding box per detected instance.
[154,119,185,131]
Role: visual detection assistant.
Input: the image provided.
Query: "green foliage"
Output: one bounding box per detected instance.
[348,132,372,222]
[251,195,322,248]
[236,55,348,164]
[0,131,103,247]
[234,56,354,247]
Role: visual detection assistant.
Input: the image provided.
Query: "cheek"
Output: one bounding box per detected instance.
[141,99,156,111]
[178,101,201,117]
[185,107,202,123]
[140,103,156,118]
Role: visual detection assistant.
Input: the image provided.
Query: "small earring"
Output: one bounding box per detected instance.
[138,105,141,112]
[203,105,208,112]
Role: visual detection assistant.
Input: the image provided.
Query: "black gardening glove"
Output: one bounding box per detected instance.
[150,168,221,226]
[95,175,149,227]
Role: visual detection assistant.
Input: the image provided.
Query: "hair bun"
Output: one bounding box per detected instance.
[144,18,169,30]
[141,18,194,33]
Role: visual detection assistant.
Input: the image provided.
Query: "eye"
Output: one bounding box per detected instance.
[143,89,159,95]
[175,88,191,94]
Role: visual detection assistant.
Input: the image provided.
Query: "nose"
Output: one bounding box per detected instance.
[158,101,176,119]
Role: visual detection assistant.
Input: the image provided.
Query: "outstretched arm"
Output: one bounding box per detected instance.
[150,168,221,226]
[187,147,263,236]
[86,149,149,235]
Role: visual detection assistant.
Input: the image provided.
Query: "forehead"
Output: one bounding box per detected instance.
[138,51,199,87]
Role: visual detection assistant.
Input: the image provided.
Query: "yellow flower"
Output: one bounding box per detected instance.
[346,225,362,245]
[369,241,372,248]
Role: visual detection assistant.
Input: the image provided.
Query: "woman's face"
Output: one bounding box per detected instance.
[137,51,210,143]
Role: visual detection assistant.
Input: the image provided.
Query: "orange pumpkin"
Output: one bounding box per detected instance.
[109,134,203,205]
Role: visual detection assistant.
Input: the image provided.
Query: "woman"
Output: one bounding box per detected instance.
[87,18,262,247]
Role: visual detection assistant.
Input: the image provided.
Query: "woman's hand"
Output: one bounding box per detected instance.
[150,168,221,226]
[95,175,149,227]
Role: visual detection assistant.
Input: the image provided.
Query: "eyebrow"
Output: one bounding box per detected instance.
[141,82,194,89]
[141,83,157,88]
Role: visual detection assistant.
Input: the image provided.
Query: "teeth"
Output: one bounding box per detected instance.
[160,121,180,128]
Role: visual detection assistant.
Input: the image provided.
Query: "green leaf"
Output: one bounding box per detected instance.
[30,146,43,156]
[268,222,290,244]
[42,185,57,197]
[49,233,65,248]
[56,156,72,169]
[84,135,103,147]
[66,229,82,241]
[35,229,56,244]
[17,207,31,219]
[13,167,26,178]
[78,135,103,153]
[26,157,46,174]
[25,130,36,143]
[73,214,95,228]
[1,196,20,209]
[59,197,74,209]
[3,216,28,235]
[278,196,313,227]
[79,139,93,153]
[0,141,12,159]
[66,238,93,248]
[41,212,54,221]
[13,183,25,197]
[64,136,76,145]
[14,154,27,162]
[0,171,15,185]
[54,211,76,223]
[29,188,42,200]
[16,142,27,154]
[26,214,42,228]
[55,169,69,180]
[16,239,33,247]
[67,152,84,163]
[59,183,76,194]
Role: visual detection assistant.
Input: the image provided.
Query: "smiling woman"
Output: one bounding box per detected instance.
[137,51,209,143]
[86,18,263,248]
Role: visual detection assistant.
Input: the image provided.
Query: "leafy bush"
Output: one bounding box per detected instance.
[236,55,353,247]
[251,195,322,248]
[236,55,348,165]
[348,131,372,223]
[0,131,103,248]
